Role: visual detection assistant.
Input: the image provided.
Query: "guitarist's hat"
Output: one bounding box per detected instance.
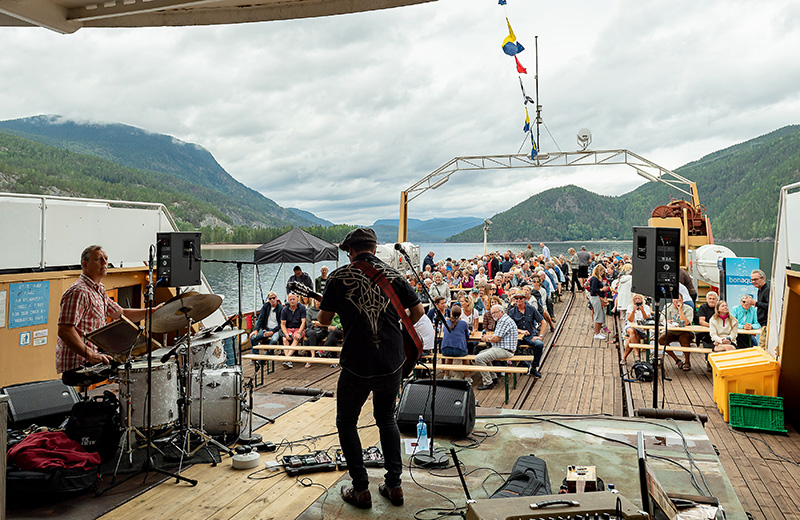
[340,227,378,252]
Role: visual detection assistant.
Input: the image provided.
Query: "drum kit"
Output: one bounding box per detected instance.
[89,291,246,467]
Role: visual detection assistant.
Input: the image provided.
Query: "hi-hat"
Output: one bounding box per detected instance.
[152,292,223,332]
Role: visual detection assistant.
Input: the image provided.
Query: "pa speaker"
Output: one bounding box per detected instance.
[1,380,80,428]
[631,226,681,300]
[396,379,475,438]
[156,232,202,287]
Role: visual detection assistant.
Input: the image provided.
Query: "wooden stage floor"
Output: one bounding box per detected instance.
[85,293,800,520]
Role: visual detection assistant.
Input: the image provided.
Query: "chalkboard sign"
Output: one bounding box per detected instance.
[9,281,50,329]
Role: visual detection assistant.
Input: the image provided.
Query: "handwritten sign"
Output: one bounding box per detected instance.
[9,281,50,329]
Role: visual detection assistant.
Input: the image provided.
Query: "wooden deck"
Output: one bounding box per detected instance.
[48,291,799,519]
[626,338,800,520]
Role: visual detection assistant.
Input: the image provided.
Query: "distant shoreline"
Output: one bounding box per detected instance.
[202,243,258,249]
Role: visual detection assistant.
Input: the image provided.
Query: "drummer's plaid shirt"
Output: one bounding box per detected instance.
[56,273,122,373]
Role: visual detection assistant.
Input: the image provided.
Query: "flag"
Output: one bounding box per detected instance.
[530,131,538,159]
[523,107,530,133]
[515,56,527,74]
[498,0,507,4]
[502,18,524,56]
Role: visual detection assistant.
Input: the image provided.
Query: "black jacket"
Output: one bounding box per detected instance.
[255,301,283,333]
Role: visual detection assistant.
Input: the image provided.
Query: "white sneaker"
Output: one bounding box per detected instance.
[593,333,607,340]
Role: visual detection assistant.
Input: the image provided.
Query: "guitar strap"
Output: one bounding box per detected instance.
[351,259,423,355]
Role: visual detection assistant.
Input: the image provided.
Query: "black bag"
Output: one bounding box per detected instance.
[631,361,654,382]
[6,465,98,504]
[490,454,551,499]
[65,390,121,459]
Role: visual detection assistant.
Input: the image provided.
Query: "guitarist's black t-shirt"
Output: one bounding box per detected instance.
[320,252,420,378]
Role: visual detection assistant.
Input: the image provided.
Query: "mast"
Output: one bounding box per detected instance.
[535,35,542,150]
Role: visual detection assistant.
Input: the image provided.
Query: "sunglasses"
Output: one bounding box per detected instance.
[268,296,276,300]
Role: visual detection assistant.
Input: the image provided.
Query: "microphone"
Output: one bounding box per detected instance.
[160,344,180,363]
[394,243,404,251]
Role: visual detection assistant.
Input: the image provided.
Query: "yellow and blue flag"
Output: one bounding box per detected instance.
[523,107,530,133]
[502,19,524,56]
[530,131,538,159]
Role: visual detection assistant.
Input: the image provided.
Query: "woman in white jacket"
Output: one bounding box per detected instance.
[709,300,738,352]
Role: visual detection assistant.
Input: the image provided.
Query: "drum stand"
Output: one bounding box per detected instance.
[167,318,234,477]
[111,355,165,477]
[100,247,197,494]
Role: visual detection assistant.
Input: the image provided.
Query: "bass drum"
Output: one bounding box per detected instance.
[118,360,178,429]
[190,366,242,438]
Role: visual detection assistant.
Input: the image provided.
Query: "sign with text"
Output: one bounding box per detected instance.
[9,281,50,329]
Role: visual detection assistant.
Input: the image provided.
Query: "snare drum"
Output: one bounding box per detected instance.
[190,339,227,368]
[118,359,179,429]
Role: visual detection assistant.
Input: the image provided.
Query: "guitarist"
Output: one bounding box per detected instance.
[318,227,424,510]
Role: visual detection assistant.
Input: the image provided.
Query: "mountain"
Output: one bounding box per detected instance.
[288,207,333,227]
[0,115,320,228]
[447,125,800,242]
[372,217,484,243]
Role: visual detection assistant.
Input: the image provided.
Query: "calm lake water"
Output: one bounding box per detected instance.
[201,241,774,316]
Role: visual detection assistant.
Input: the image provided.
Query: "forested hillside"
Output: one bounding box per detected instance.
[0,115,313,228]
[448,125,800,242]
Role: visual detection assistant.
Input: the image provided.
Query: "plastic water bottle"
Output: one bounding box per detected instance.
[416,415,429,452]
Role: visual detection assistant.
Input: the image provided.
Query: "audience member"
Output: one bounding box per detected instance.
[709,300,738,352]
[730,294,760,348]
[658,296,694,371]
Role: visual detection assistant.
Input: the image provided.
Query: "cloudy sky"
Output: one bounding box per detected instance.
[2,0,799,225]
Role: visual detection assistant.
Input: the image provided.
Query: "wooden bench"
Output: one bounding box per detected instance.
[628,343,712,354]
[628,342,713,365]
[417,354,533,403]
[244,350,341,386]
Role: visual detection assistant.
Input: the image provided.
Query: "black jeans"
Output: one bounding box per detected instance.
[336,366,403,492]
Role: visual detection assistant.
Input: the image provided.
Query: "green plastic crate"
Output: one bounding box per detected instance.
[728,393,787,433]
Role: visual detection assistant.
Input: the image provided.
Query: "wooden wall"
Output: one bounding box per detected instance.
[0,267,148,387]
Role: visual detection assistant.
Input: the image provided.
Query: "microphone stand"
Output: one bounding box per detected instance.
[394,244,451,468]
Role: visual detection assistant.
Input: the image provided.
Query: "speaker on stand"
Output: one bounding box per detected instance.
[631,226,681,409]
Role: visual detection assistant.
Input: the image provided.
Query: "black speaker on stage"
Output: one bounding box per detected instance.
[1,380,80,428]
[156,232,201,287]
[631,226,681,300]
[396,379,475,438]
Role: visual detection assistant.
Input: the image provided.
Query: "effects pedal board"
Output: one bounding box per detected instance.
[335,446,385,471]
[281,450,336,476]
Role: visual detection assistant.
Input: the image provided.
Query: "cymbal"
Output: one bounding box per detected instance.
[151,293,223,332]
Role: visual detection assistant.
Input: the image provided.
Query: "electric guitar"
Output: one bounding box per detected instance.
[289,280,423,378]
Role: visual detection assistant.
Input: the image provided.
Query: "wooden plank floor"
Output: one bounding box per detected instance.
[517,293,623,416]
[91,292,800,520]
[624,322,800,520]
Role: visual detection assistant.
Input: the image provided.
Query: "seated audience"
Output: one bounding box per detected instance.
[709,300,738,352]
[249,291,283,348]
[730,294,761,348]
[658,296,694,371]
[280,293,306,368]
[621,293,651,365]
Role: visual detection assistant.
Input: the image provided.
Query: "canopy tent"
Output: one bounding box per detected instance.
[252,227,339,303]
[253,227,338,264]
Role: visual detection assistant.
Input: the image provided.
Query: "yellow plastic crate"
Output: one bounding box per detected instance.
[708,347,779,422]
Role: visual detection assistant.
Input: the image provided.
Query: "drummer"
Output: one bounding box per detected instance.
[57,245,163,386]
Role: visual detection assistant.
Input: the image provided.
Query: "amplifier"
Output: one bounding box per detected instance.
[465,491,647,520]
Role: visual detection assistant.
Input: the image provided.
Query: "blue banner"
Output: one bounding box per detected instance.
[9,281,50,329]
